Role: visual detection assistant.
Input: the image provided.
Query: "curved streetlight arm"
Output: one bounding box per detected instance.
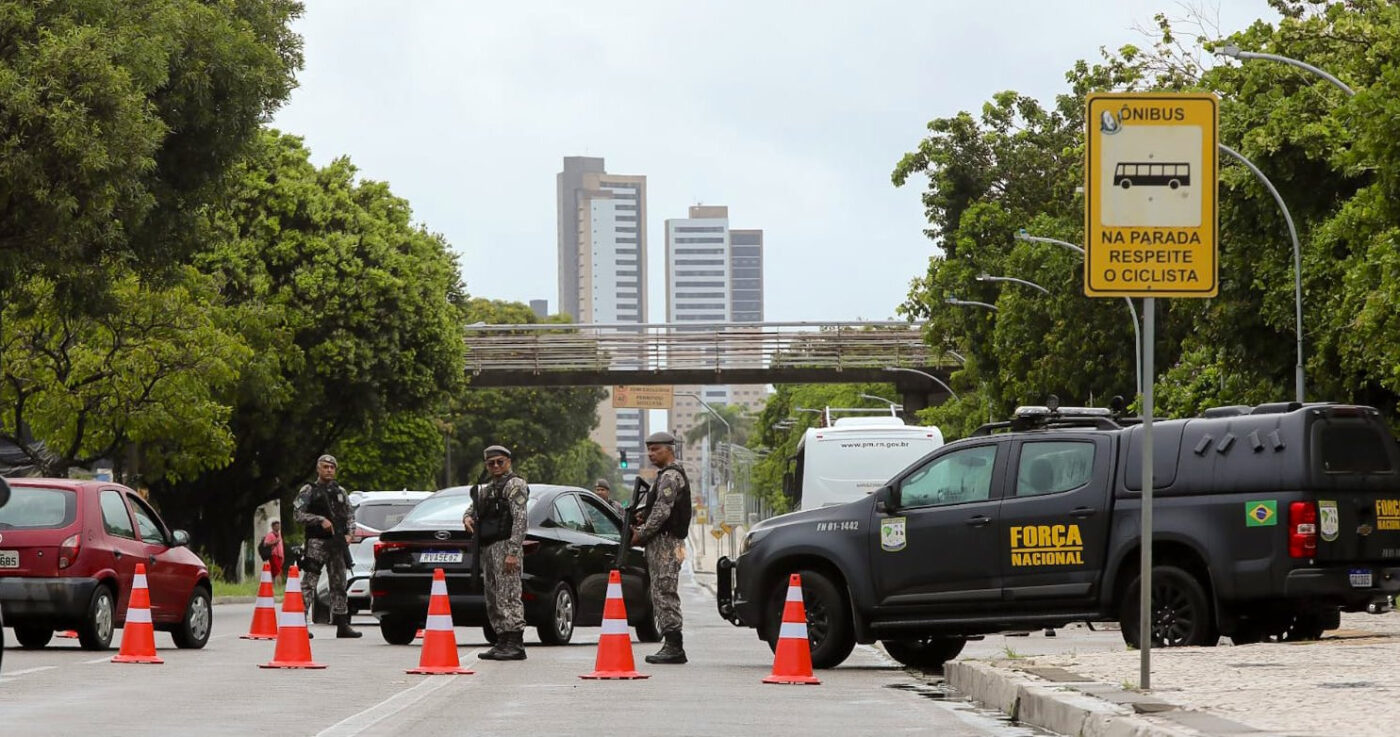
[1218,143,1304,403]
[945,297,999,312]
[1216,45,1355,96]
[884,366,960,401]
[977,274,1051,295]
[1016,230,1141,401]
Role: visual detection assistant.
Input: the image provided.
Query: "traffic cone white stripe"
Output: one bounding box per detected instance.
[279,610,307,628]
[286,576,302,593]
[255,595,275,608]
[425,614,454,631]
[606,582,623,599]
[431,578,448,596]
[786,586,804,602]
[779,621,808,640]
[600,619,630,635]
[133,574,148,589]
[125,607,152,624]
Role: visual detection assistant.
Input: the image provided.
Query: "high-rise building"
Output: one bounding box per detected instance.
[664,206,766,496]
[557,157,648,486]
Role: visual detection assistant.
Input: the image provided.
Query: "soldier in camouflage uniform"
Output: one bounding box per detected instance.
[463,445,529,660]
[634,431,689,664]
[293,455,362,638]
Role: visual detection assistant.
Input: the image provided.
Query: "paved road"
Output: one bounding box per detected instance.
[1,575,1053,737]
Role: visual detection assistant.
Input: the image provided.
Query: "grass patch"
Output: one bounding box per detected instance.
[211,577,285,599]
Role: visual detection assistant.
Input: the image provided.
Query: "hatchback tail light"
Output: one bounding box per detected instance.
[1289,501,1318,559]
[350,524,375,544]
[58,533,81,569]
[374,541,409,559]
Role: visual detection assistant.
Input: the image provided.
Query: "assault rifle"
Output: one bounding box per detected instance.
[614,475,651,568]
[467,469,489,594]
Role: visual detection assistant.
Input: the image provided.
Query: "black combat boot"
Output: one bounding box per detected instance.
[335,613,362,638]
[497,631,527,660]
[478,632,510,660]
[645,630,687,664]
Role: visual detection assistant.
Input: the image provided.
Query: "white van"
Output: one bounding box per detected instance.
[783,416,944,510]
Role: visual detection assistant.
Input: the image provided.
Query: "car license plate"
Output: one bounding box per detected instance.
[0,549,17,568]
[420,550,462,564]
[1349,568,1373,588]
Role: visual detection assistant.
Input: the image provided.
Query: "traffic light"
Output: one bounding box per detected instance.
[619,449,629,469]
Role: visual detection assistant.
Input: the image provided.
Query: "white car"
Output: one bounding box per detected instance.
[313,490,434,621]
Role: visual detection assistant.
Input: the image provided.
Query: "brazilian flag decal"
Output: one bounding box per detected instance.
[1246,500,1278,527]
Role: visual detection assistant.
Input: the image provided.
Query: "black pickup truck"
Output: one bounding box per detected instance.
[716,402,1400,669]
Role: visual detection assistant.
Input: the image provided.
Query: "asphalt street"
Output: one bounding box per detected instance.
[0,575,1063,737]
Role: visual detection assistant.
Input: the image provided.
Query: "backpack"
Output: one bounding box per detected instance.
[662,464,693,538]
[257,539,273,561]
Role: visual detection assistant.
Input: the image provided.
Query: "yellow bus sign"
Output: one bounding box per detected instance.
[1085,93,1218,298]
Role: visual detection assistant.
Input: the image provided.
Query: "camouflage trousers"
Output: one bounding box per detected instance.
[482,541,525,634]
[301,538,347,617]
[645,535,683,634]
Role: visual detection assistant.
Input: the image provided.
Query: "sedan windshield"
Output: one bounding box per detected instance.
[401,490,543,527]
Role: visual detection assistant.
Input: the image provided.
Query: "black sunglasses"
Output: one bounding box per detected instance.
[486,458,508,467]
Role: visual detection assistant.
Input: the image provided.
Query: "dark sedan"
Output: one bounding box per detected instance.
[370,483,659,646]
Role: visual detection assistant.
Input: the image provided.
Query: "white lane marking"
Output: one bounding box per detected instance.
[83,657,112,664]
[312,651,483,737]
[0,666,58,677]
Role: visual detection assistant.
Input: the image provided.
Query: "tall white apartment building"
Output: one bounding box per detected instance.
[557,157,648,486]
[664,206,766,492]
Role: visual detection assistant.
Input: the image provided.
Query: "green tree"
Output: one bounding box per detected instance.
[0,0,302,284]
[0,267,250,479]
[151,131,467,569]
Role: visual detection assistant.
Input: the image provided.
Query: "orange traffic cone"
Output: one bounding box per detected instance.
[259,565,325,669]
[58,630,79,638]
[111,563,163,664]
[407,568,472,675]
[240,562,279,640]
[580,569,649,680]
[763,573,820,685]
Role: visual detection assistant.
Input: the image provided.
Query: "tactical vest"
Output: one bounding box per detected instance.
[474,473,519,546]
[658,464,693,539]
[302,483,335,539]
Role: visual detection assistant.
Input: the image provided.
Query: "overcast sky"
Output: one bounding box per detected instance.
[272,0,1276,324]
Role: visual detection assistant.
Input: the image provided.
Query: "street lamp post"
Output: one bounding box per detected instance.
[944,296,999,312]
[675,391,732,508]
[1215,45,1356,96]
[858,393,902,416]
[883,366,959,401]
[1015,231,1142,401]
[1217,144,1305,403]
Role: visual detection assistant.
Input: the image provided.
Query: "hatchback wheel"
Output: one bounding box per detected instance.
[537,582,576,645]
[14,625,54,649]
[380,616,418,645]
[172,587,212,649]
[78,585,116,651]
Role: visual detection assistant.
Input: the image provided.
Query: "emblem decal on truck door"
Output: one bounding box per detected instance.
[1318,500,1340,542]
[880,517,907,552]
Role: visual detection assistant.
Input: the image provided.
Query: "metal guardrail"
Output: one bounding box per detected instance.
[464,321,938,375]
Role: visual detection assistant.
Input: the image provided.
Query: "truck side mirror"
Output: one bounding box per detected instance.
[875,486,898,514]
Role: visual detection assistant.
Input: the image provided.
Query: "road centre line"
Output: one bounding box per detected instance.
[313,650,484,737]
[0,666,58,678]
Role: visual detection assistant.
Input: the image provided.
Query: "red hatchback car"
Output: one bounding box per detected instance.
[0,478,212,651]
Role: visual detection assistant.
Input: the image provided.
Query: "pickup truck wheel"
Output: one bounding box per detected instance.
[764,570,855,669]
[634,603,662,643]
[1118,565,1217,648]
[1280,612,1327,642]
[882,637,966,669]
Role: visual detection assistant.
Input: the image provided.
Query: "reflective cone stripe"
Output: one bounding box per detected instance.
[112,564,163,664]
[241,563,279,640]
[409,568,472,675]
[260,566,325,669]
[763,573,820,685]
[580,569,649,680]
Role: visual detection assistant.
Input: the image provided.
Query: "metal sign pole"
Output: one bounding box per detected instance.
[1139,297,1155,690]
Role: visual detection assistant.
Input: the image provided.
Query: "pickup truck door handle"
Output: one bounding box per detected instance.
[1070,507,1097,519]
[964,515,991,528]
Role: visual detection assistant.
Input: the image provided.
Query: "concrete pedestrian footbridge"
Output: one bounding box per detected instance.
[464,320,955,412]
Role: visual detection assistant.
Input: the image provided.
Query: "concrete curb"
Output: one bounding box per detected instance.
[945,660,1254,737]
